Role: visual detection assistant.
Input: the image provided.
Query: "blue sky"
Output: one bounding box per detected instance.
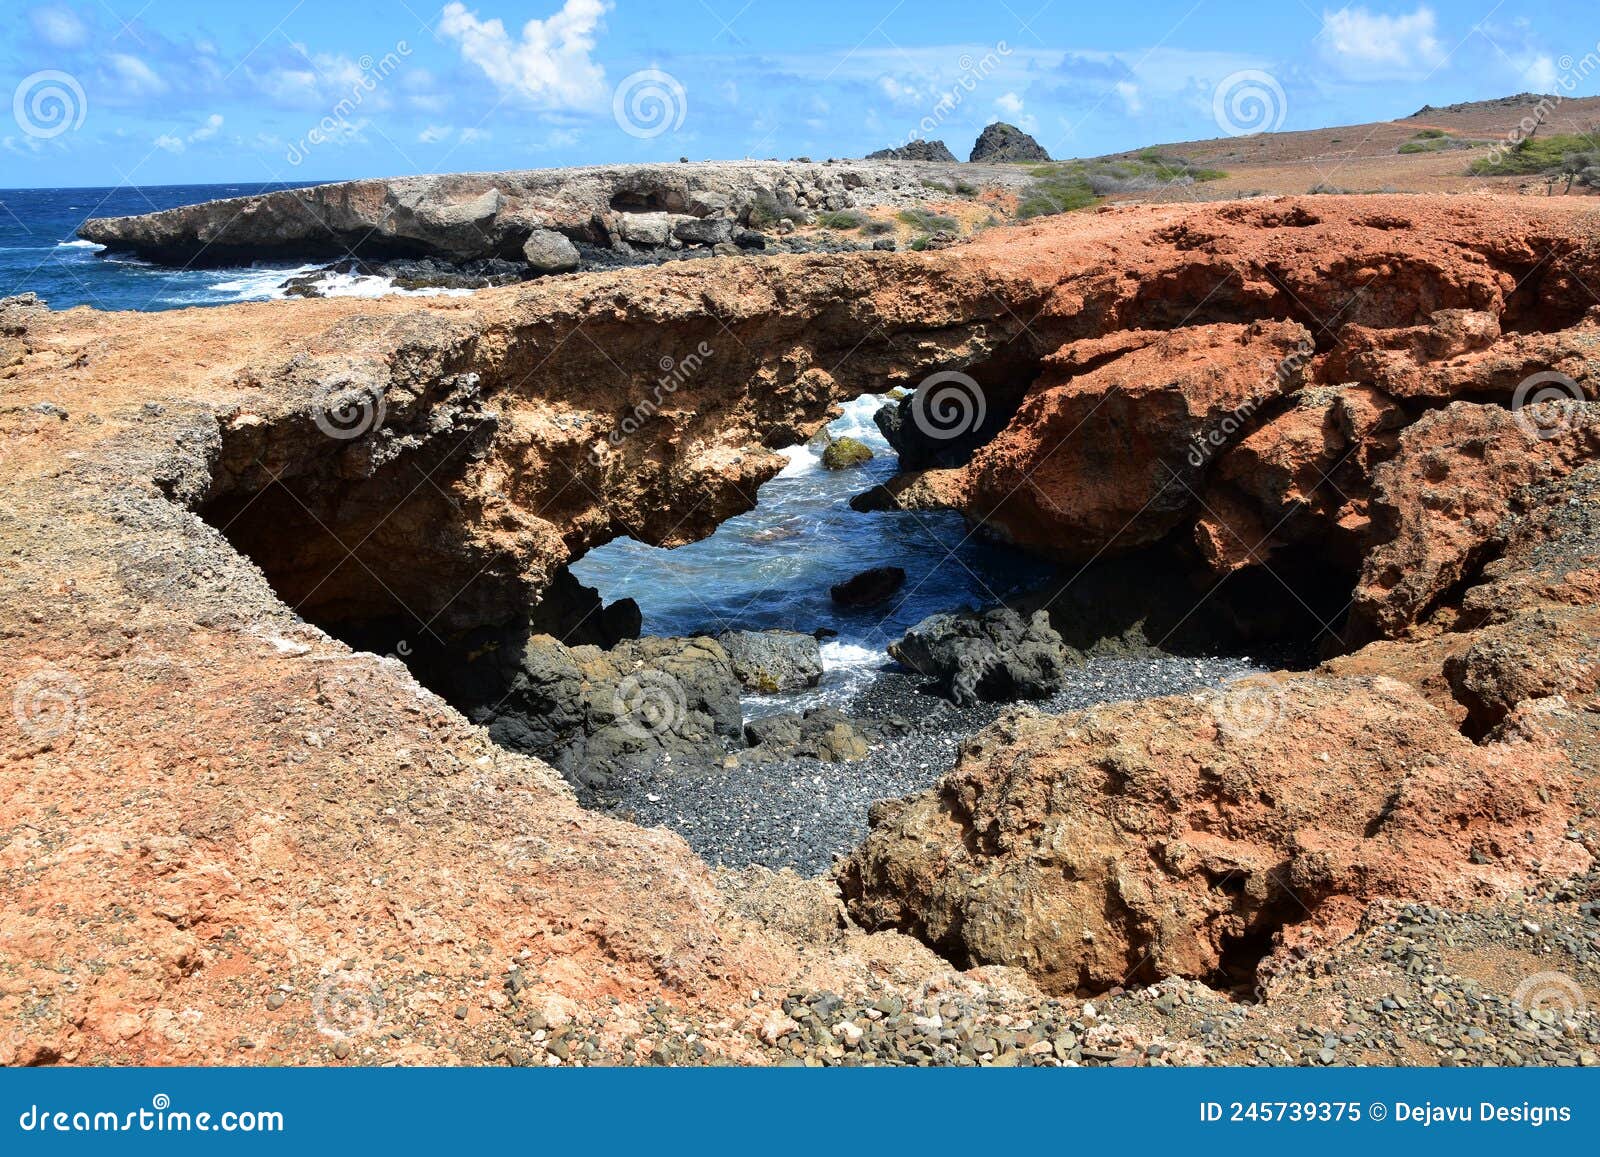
[2,0,1596,187]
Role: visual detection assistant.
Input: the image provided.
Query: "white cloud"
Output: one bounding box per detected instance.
[459,127,491,144]
[1520,53,1559,91]
[877,76,927,106]
[438,0,611,109]
[1115,81,1143,115]
[995,91,1024,115]
[1320,6,1446,73]
[29,5,90,48]
[255,67,321,106]
[252,50,398,112]
[418,124,453,143]
[152,114,225,154]
[107,54,170,98]
[190,113,223,142]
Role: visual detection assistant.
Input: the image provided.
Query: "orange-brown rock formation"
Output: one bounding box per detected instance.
[4,193,1599,1062]
[839,676,1588,994]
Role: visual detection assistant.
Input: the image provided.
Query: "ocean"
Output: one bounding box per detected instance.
[0,182,470,310]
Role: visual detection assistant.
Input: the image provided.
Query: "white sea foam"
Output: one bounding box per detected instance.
[202,264,473,303]
[205,264,323,300]
[819,640,885,669]
[55,239,103,250]
[774,392,894,478]
[775,443,820,477]
[828,392,893,449]
[740,639,889,718]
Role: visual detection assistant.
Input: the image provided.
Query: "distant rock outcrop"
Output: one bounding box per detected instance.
[969,122,1051,163]
[75,160,988,268]
[867,140,958,162]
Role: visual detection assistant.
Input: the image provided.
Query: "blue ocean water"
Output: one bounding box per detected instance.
[0,181,460,311]
[573,395,1052,702]
[3,184,1046,692]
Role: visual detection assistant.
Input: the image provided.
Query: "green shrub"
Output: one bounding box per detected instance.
[1016,152,1225,219]
[1398,131,1469,155]
[895,208,960,232]
[747,190,806,228]
[815,209,865,230]
[860,218,895,236]
[1469,132,1600,176]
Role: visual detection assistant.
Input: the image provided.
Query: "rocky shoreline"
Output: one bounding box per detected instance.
[4,192,1599,1066]
[76,158,1032,280]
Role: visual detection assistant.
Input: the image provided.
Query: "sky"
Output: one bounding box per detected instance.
[1,0,1597,187]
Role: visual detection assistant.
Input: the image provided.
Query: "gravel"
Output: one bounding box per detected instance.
[479,874,1600,1066]
[598,653,1268,873]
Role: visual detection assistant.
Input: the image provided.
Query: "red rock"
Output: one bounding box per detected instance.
[954,320,1313,558]
[840,679,1589,994]
[1348,401,1600,642]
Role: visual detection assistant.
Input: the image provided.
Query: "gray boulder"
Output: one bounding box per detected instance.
[673,216,734,245]
[830,566,905,607]
[717,629,823,693]
[889,607,1072,706]
[616,212,676,246]
[522,228,580,273]
[969,122,1051,163]
[873,389,1009,471]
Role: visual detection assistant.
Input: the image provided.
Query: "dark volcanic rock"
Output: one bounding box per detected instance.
[867,140,958,162]
[889,607,1072,706]
[744,707,871,762]
[830,566,906,607]
[873,389,1011,471]
[478,634,742,790]
[717,629,823,693]
[969,122,1051,163]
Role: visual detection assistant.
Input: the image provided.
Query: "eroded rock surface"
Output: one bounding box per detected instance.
[840,679,1588,994]
[77,160,1029,267]
[6,193,1600,1064]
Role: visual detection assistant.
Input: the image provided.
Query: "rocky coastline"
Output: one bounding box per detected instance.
[5,190,1599,1067]
[75,158,1032,280]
